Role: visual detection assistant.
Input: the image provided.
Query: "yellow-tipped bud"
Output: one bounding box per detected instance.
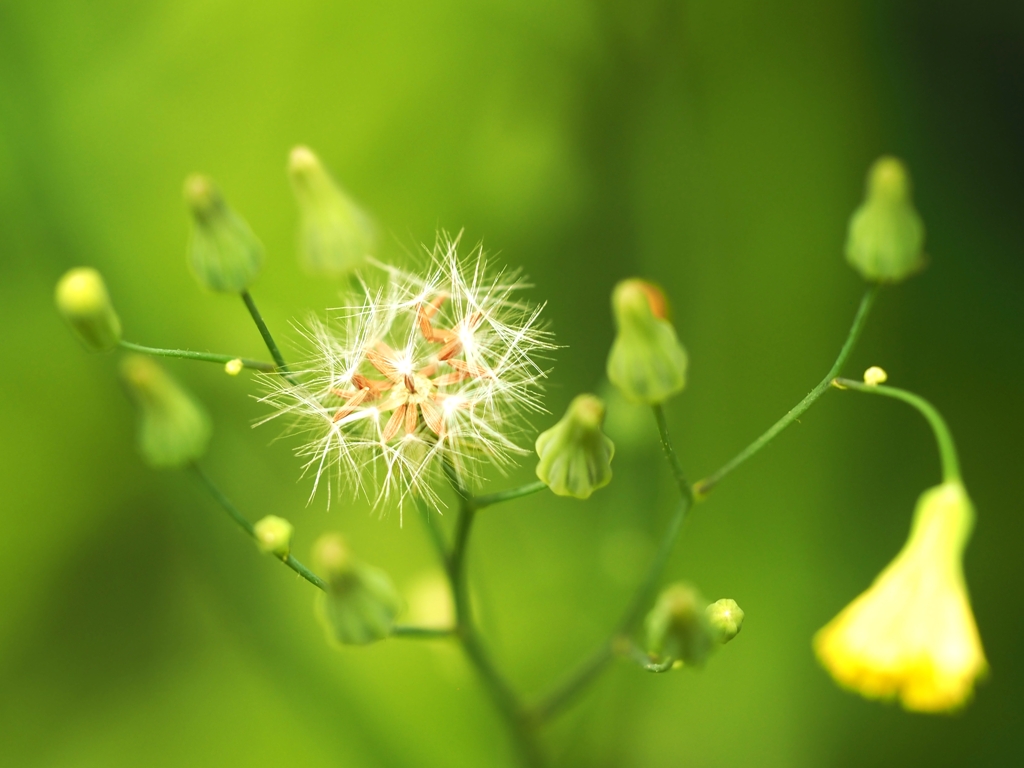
[288,146,375,276]
[535,394,615,499]
[814,481,987,712]
[863,366,888,386]
[313,533,402,646]
[845,156,925,283]
[607,279,688,405]
[184,175,264,292]
[254,515,294,558]
[224,358,244,376]
[120,355,211,468]
[706,598,744,644]
[645,582,714,666]
[54,267,122,352]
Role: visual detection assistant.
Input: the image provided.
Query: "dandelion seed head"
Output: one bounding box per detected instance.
[257,234,554,512]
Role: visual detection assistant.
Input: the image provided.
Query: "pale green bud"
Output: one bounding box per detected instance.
[184,174,264,292]
[288,146,375,276]
[845,156,925,283]
[535,394,615,499]
[120,355,211,467]
[54,267,122,352]
[254,515,294,558]
[706,598,744,644]
[645,582,713,666]
[607,279,688,405]
[313,533,402,646]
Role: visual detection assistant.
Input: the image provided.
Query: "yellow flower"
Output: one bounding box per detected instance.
[814,481,987,712]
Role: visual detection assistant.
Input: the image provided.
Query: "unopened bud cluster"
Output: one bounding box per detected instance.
[646,583,744,668]
[184,174,264,292]
[535,394,615,499]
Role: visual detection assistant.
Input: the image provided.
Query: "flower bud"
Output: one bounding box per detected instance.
[288,146,375,276]
[535,394,615,499]
[607,279,688,405]
[54,267,122,352]
[706,598,744,644]
[645,582,713,666]
[863,366,888,386]
[845,157,925,283]
[313,533,402,646]
[120,355,211,467]
[184,174,264,292]
[254,515,294,558]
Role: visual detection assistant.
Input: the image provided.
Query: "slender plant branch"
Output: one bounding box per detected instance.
[425,465,546,767]
[529,405,694,723]
[832,378,961,482]
[473,480,549,510]
[240,289,295,378]
[390,625,456,639]
[120,340,277,372]
[190,463,327,590]
[693,286,879,498]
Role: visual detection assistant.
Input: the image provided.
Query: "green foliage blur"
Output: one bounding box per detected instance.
[2,1,1023,765]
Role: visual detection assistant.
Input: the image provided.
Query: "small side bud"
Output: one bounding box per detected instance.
[224,358,244,376]
[313,533,402,646]
[54,267,122,352]
[845,157,925,283]
[254,515,294,558]
[645,582,713,666]
[863,366,888,386]
[535,394,615,499]
[120,355,211,467]
[288,146,375,276]
[184,174,264,292]
[607,279,688,405]
[706,598,744,644]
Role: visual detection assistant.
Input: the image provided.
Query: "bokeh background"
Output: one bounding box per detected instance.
[2,1,1023,766]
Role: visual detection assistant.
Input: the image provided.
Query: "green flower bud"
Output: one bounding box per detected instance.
[184,174,264,292]
[314,533,402,646]
[288,146,375,276]
[606,279,688,405]
[645,582,713,666]
[54,267,122,352]
[120,355,211,467]
[845,156,925,283]
[254,515,294,558]
[706,598,744,644]
[535,394,615,499]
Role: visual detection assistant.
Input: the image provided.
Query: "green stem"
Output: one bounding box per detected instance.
[529,406,693,723]
[119,340,276,372]
[473,480,549,510]
[428,468,545,767]
[240,290,294,378]
[190,463,327,591]
[693,286,878,498]
[831,378,961,482]
[390,625,456,639]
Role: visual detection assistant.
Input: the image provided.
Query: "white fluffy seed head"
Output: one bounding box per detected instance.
[256,234,554,513]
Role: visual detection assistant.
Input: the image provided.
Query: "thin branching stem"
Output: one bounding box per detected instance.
[390,625,456,639]
[693,286,878,498]
[119,340,276,372]
[240,289,295,380]
[832,378,961,482]
[474,480,549,510]
[190,463,327,590]
[529,405,694,724]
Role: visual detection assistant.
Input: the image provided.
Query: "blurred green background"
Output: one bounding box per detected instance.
[2,1,1022,765]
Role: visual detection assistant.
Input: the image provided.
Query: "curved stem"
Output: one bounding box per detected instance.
[529,405,694,723]
[694,286,878,498]
[831,379,961,482]
[474,480,549,510]
[190,463,327,591]
[120,340,276,372]
[240,290,294,379]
